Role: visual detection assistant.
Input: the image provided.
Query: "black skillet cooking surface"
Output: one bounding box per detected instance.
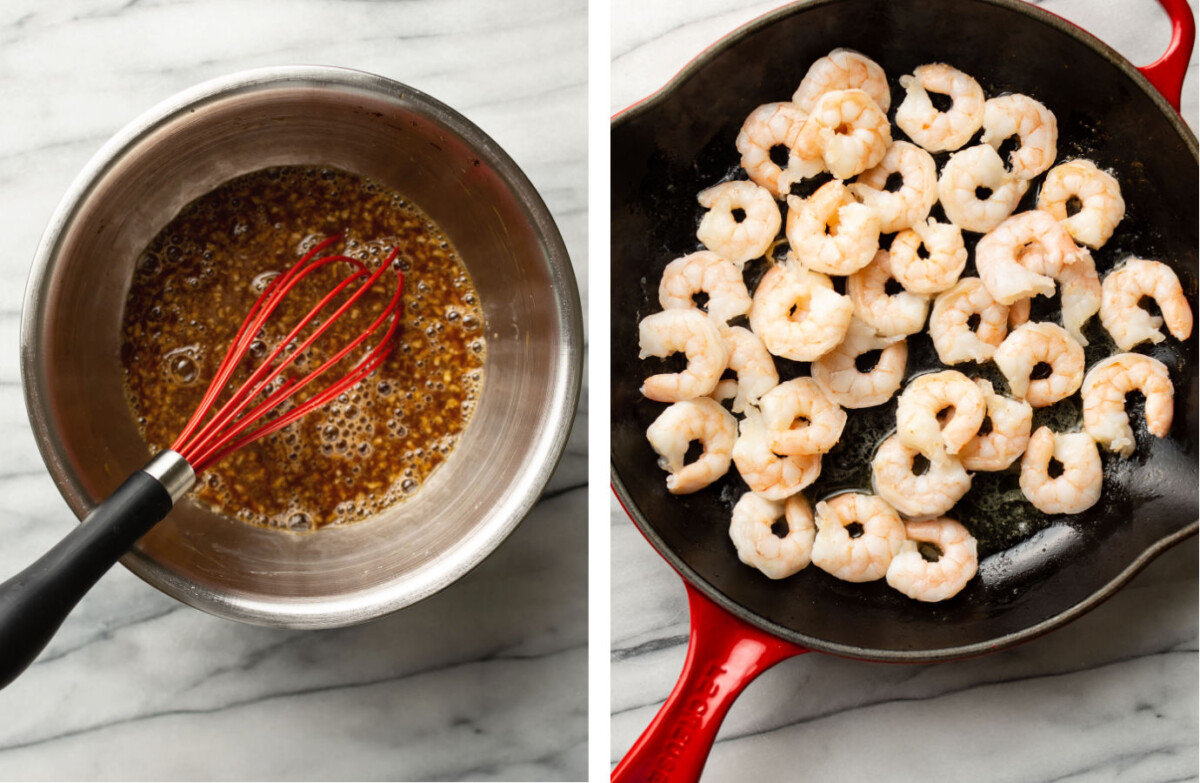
[611,0,1198,660]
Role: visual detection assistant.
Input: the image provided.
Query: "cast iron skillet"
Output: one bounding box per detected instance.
[610,0,1198,779]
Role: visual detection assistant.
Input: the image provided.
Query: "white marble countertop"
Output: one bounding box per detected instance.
[611,1,1199,781]
[0,1,586,780]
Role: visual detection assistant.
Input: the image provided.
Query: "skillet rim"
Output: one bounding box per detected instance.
[613,0,1198,154]
[610,0,1200,662]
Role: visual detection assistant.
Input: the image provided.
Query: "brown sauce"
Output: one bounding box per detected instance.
[120,166,485,531]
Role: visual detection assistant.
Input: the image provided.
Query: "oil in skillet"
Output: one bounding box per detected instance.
[120,165,486,531]
[652,125,1191,559]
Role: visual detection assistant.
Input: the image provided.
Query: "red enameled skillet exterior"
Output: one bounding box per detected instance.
[610,1,1198,780]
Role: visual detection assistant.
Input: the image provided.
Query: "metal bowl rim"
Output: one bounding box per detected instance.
[21,64,584,629]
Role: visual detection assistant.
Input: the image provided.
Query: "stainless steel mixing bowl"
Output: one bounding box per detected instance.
[20,66,583,628]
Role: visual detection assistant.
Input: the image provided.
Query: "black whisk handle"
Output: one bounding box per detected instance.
[0,452,193,690]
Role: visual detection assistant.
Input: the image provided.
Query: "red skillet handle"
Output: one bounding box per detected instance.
[1139,0,1196,111]
[612,582,809,783]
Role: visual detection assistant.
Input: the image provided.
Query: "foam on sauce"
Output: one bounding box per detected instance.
[120,165,485,531]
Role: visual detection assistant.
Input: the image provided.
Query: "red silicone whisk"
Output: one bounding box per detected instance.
[0,235,404,689]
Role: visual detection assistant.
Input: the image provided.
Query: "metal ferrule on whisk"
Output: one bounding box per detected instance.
[140,450,196,504]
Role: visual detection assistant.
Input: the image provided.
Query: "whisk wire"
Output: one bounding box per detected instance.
[170,236,404,473]
[171,234,343,450]
[197,311,401,469]
[180,255,371,453]
[188,258,403,470]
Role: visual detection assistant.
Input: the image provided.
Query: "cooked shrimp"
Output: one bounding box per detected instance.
[1008,297,1031,329]
[896,370,987,461]
[658,251,752,326]
[811,317,908,409]
[1003,245,1101,346]
[958,378,1033,471]
[1019,427,1102,514]
[759,377,847,456]
[1037,160,1125,249]
[895,64,985,152]
[938,145,1030,233]
[710,378,739,406]
[847,141,938,233]
[736,102,824,199]
[980,94,1058,180]
[975,210,1085,305]
[793,48,891,115]
[729,492,815,579]
[646,397,738,494]
[1100,258,1194,350]
[886,518,979,602]
[749,263,853,361]
[1038,247,1102,346]
[871,434,972,519]
[696,181,782,268]
[639,309,729,402]
[720,325,779,414]
[811,492,905,583]
[785,180,880,276]
[1082,353,1174,457]
[847,249,930,338]
[732,408,822,500]
[929,277,1010,364]
[795,88,891,179]
[993,322,1084,408]
[889,218,968,295]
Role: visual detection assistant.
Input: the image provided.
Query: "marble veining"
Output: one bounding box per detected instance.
[0,0,587,780]
[611,1,1198,780]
